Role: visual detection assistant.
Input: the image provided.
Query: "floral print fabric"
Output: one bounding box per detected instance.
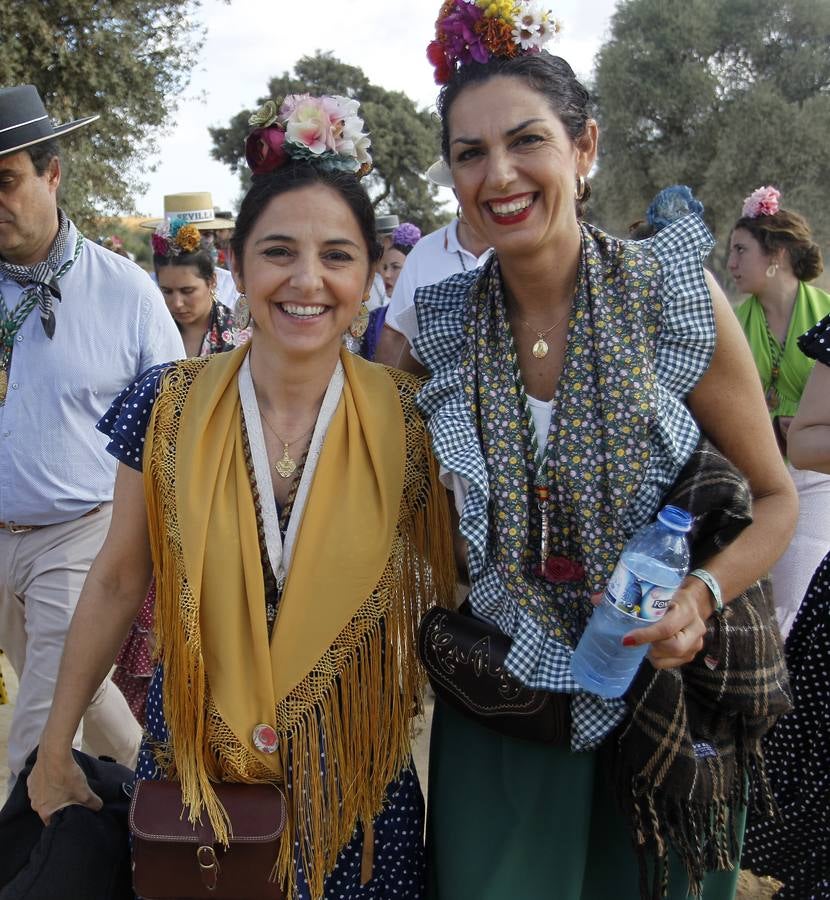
[414,216,716,748]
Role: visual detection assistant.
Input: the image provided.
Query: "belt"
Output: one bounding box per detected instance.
[0,504,103,534]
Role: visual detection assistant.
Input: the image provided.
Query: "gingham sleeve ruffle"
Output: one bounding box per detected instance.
[413,268,491,579]
[621,215,717,534]
[647,214,717,398]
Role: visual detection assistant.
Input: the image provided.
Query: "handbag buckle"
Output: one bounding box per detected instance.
[197,844,221,891]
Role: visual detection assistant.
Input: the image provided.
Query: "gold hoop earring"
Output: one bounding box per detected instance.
[575,174,587,201]
[235,292,251,329]
[766,263,779,279]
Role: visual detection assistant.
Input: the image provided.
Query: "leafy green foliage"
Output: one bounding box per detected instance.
[209,52,447,233]
[591,0,830,283]
[0,0,207,231]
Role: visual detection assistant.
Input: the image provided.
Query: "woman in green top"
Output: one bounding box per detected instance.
[729,186,830,639]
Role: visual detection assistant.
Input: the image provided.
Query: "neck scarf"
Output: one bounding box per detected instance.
[0,209,71,339]
[464,229,660,645]
[736,282,830,418]
[144,345,454,898]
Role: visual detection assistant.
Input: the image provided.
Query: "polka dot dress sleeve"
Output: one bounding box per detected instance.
[96,363,172,471]
[798,312,830,366]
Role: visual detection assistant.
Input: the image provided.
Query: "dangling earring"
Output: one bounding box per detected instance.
[575,174,587,201]
[209,285,218,305]
[766,262,779,278]
[456,204,464,221]
[348,296,370,339]
[235,292,251,329]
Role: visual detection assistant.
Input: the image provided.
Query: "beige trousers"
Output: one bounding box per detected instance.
[0,504,142,781]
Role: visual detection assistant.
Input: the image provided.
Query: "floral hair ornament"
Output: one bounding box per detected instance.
[428,0,562,85]
[245,94,372,178]
[391,223,422,249]
[151,217,203,257]
[742,185,781,219]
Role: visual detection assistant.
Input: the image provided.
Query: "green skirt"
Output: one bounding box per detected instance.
[426,699,745,900]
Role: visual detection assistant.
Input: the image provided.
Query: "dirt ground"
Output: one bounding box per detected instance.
[0,659,780,897]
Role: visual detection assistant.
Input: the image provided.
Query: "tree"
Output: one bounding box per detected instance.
[209,52,448,232]
[0,1,207,230]
[591,0,830,284]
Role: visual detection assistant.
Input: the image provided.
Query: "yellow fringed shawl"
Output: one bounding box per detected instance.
[143,346,455,897]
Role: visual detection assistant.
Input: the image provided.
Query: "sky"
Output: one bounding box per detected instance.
[133,0,620,217]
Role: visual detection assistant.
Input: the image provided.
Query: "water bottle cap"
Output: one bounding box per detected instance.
[657,505,693,533]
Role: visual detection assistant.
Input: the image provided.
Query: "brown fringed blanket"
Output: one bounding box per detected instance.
[605,438,793,899]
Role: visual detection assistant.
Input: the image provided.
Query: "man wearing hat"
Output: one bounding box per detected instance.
[0,85,184,784]
[141,192,238,309]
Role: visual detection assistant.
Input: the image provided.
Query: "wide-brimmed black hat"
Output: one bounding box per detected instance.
[0,84,98,159]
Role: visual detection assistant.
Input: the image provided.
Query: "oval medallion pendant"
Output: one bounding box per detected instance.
[252,723,279,754]
[532,338,549,359]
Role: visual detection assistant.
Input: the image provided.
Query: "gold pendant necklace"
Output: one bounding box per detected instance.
[260,415,315,479]
[519,305,571,359]
[274,443,298,478]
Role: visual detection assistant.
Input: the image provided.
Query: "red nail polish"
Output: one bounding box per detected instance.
[622,636,637,647]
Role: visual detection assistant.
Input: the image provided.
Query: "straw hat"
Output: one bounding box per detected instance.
[0,85,98,158]
[141,192,235,230]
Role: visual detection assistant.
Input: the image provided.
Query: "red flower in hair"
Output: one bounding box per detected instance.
[245,126,288,175]
[427,40,453,85]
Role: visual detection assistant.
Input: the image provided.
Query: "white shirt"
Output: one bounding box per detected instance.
[0,222,185,525]
[215,266,238,310]
[384,220,492,340]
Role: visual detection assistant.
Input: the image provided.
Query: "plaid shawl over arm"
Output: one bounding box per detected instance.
[604,437,792,899]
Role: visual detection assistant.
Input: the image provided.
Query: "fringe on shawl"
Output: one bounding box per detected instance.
[144,361,456,898]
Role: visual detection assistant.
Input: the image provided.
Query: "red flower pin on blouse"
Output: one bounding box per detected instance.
[535,555,585,584]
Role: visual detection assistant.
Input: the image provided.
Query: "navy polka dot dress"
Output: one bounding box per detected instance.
[742,316,830,899]
[99,366,427,899]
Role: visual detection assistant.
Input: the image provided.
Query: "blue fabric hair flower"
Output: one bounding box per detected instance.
[646,185,704,232]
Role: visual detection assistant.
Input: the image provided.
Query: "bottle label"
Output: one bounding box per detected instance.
[639,585,673,621]
[605,562,674,620]
[605,561,647,615]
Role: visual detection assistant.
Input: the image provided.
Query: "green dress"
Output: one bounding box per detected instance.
[427,700,745,899]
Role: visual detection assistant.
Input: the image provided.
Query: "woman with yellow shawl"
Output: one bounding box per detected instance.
[27,95,454,899]
[729,186,830,639]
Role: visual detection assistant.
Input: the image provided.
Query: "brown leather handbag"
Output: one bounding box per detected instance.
[129,779,287,900]
[418,603,571,744]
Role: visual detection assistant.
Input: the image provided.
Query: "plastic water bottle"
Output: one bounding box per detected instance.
[570,505,693,699]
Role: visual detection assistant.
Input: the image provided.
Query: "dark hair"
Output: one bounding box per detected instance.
[230,164,382,276]
[436,53,593,211]
[153,246,215,283]
[25,138,60,175]
[391,242,416,256]
[733,208,824,282]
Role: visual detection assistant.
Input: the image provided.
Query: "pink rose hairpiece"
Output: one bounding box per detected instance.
[245,94,373,179]
[151,217,202,257]
[427,0,562,85]
[742,185,781,219]
[391,223,422,248]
